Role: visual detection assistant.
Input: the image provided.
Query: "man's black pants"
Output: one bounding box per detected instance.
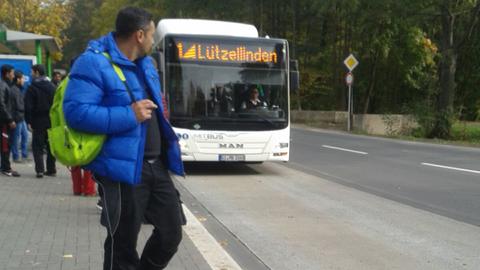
[0,125,12,171]
[32,129,56,174]
[97,159,185,270]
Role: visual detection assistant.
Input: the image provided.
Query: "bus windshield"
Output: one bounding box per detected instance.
[164,35,289,131]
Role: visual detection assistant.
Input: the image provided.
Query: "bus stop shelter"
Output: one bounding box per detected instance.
[0,24,61,77]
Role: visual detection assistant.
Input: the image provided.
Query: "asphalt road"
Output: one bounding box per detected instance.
[286,126,480,226]
[178,162,480,270]
[174,126,480,269]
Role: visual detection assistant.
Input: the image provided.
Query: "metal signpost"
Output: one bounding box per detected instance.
[345,72,354,131]
[343,54,359,132]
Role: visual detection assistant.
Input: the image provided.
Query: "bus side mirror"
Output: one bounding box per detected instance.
[289,60,300,93]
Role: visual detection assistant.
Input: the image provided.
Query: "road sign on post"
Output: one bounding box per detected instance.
[345,72,354,86]
[344,54,359,132]
[344,54,359,72]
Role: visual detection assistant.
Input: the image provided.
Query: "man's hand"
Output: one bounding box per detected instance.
[131,99,158,123]
[8,121,16,129]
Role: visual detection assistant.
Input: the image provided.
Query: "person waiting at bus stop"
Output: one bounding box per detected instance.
[0,65,20,177]
[10,71,29,163]
[51,71,62,87]
[70,166,96,196]
[24,64,57,178]
[63,7,186,270]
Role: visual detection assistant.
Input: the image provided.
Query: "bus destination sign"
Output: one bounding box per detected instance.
[175,41,279,64]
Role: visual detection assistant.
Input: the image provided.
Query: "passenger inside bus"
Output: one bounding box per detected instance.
[241,86,268,110]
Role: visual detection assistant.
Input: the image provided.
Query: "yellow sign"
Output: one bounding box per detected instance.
[344,54,359,71]
[176,42,278,64]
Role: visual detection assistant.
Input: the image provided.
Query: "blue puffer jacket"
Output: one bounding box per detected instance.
[63,33,184,185]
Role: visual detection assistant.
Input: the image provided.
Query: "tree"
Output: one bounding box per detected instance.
[455,19,480,120]
[55,0,480,139]
[429,0,480,138]
[91,0,168,37]
[0,0,71,51]
[62,0,103,66]
[91,0,130,37]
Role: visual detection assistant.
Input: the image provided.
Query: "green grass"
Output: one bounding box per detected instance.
[450,121,480,143]
[378,121,480,147]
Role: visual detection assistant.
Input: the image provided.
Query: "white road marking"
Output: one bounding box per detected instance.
[322,145,368,155]
[421,163,480,174]
[182,205,242,270]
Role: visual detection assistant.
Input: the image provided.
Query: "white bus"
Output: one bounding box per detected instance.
[153,19,299,162]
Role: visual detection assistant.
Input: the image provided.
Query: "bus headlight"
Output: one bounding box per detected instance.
[279,143,289,148]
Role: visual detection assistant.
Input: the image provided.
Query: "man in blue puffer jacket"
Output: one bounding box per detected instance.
[63,7,185,270]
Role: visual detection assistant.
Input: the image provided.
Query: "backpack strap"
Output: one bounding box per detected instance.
[102,52,136,103]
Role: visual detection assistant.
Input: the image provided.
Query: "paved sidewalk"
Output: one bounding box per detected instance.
[0,161,210,270]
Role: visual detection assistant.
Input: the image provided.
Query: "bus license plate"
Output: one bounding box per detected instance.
[219,154,245,161]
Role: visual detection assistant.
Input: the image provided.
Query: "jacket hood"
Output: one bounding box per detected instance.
[86,32,139,67]
[31,76,54,90]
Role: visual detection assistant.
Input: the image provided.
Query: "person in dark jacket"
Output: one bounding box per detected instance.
[241,86,267,110]
[24,64,56,178]
[10,71,28,163]
[0,65,20,177]
[51,71,62,87]
[63,7,185,270]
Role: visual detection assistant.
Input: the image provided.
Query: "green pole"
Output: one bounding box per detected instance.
[35,40,42,64]
[0,30,6,43]
[0,29,20,53]
[46,50,52,77]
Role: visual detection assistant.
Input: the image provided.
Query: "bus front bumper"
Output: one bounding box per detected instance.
[180,152,289,162]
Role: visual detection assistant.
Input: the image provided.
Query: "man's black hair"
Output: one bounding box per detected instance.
[53,71,61,76]
[115,6,153,39]
[13,70,23,85]
[32,64,46,76]
[1,64,14,79]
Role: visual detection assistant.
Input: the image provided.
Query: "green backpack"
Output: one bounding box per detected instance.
[48,53,133,166]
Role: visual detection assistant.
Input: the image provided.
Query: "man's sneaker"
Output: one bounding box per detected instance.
[45,171,56,177]
[2,170,20,177]
[36,173,44,178]
[13,159,23,164]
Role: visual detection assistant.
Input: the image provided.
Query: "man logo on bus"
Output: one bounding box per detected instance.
[219,143,244,149]
[176,42,278,64]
